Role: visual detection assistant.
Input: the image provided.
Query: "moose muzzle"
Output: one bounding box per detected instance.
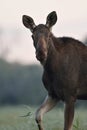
[36,38,48,63]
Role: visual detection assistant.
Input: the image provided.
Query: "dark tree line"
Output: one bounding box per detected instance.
[0,59,47,105]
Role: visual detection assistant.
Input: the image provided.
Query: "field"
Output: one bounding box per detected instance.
[0,105,87,130]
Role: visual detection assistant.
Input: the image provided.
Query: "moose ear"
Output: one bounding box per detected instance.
[22,15,36,32]
[46,11,57,28]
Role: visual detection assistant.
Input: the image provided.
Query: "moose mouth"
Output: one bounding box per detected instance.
[36,52,47,64]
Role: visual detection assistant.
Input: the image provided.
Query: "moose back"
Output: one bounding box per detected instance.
[22,11,87,130]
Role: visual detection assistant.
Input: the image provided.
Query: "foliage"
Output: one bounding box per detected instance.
[0,59,46,105]
[0,106,87,130]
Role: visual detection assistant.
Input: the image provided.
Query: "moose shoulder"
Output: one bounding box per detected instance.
[22,11,87,130]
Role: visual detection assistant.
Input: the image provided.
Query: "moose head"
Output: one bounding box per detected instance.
[22,11,57,64]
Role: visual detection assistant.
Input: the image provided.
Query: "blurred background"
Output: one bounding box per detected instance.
[0,0,87,106]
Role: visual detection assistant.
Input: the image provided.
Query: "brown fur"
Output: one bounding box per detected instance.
[43,34,87,101]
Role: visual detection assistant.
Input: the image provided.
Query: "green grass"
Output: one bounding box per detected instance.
[0,105,87,130]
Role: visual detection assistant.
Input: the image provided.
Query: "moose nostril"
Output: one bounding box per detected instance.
[36,54,40,60]
[36,51,42,58]
[36,51,47,61]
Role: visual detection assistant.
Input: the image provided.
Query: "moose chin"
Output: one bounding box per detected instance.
[22,11,87,130]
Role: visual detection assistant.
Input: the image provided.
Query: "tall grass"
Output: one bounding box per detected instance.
[0,106,87,130]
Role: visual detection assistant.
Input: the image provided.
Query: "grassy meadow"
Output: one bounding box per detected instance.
[0,105,87,130]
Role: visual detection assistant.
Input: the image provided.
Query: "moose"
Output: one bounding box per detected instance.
[22,11,87,130]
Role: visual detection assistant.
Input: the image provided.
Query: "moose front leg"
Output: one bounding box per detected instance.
[64,98,75,130]
[35,95,58,130]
